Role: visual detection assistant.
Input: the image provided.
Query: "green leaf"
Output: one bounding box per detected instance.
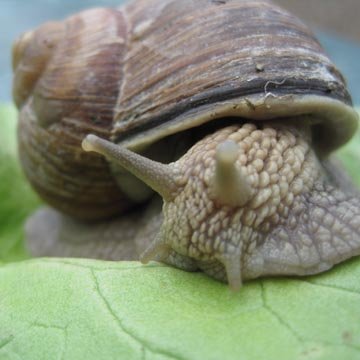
[0,258,359,360]
[0,104,360,359]
[0,105,41,261]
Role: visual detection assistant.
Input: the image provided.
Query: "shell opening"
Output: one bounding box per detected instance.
[117,97,359,159]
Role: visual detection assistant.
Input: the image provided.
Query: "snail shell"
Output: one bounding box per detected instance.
[13,0,360,290]
[13,0,357,218]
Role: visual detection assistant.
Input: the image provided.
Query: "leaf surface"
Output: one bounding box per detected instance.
[0,258,360,360]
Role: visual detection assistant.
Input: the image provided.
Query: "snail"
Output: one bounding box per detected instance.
[12,0,360,291]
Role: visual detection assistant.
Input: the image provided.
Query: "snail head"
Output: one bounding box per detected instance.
[82,121,320,291]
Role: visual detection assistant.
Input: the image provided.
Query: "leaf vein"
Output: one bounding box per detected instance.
[261,283,360,352]
[0,335,15,350]
[90,269,183,360]
[300,279,360,297]
[31,321,69,360]
[37,259,165,272]
[260,282,304,344]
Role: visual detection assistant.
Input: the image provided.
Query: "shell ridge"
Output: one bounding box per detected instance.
[112,5,131,141]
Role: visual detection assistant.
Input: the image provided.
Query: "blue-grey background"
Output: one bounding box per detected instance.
[1,0,360,104]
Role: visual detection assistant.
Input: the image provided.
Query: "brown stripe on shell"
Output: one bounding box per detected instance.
[12,21,65,108]
[113,0,351,145]
[18,102,131,220]
[32,7,126,137]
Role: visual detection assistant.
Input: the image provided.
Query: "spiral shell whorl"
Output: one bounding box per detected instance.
[14,8,132,219]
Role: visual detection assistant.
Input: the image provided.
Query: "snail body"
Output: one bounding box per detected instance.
[13,0,360,290]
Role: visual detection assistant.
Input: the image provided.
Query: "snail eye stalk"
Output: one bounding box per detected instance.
[82,134,181,202]
[211,140,252,207]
